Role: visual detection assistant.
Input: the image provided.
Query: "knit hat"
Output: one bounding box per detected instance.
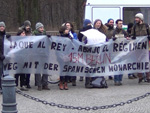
[83,19,91,27]
[0,22,6,28]
[24,20,31,27]
[107,18,114,23]
[135,13,144,20]
[36,22,44,30]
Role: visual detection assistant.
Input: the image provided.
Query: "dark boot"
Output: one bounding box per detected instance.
[42,85,50,90]
[72,80,76,86]
[38,86,42,91]
[26,84,31,89]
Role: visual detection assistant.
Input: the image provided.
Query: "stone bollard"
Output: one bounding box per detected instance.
[1,75,17,113]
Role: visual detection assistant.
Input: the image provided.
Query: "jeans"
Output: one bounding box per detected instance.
[114,75,123,82]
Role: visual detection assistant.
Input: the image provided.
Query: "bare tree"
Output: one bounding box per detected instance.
[0,0,86,32]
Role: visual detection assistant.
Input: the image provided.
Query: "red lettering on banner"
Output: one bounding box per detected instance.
[68,52,111,65]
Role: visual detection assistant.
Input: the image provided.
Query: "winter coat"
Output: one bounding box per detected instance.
[0,31,6,60]
[113,27,128,38]
[105,23,114,39]
[32,29,47,36]
[131,23,150,37]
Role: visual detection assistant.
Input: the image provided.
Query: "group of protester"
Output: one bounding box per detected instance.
[0,12,150,93]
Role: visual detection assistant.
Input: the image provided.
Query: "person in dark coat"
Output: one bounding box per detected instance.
[0,22,6,93]
[131,13,150,83]
[58,26,72,90]
[105,18,115,40]
[112,19,128,86]
[15,29,28,91]
[78,19,92,82]
[78,19,92,42]
[33,22,50,91]
[64,22,78,86]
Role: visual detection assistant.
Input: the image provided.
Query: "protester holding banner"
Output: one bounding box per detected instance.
[78,19,93,81]
[21,20,32,88]
[127,23,137,79]
[93,19,107,36]
[14,29,28,91]
[105,18,115,40]
[58,25,73,90]
[131,13,150,83]
[112,19,128,86]
[0,22,6,93]
[33,22,50,91]
[64,22,78,86]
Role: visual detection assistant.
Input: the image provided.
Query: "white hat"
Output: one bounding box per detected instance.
[135,13,144,20]
[35,22,44,30]
[0,22,6,28]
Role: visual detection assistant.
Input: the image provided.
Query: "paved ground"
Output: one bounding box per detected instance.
[0,75,150,113]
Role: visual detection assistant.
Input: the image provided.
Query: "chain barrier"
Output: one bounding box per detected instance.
[16,89,150,111]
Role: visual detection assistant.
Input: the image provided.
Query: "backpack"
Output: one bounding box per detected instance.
[91,77,108,88]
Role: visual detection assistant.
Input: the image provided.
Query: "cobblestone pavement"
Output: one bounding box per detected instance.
[0,75,150,113]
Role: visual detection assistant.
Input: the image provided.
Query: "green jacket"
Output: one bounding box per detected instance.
[32,29,47,36]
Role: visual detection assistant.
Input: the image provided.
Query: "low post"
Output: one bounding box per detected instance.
[1,75,17,113]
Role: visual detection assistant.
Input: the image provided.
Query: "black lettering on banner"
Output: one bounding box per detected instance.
[44,63,58,71]
[118,65,123,71]
[4,63,18,70]
[51,42,57,50]
[114,64,118,71]
[10,41,17,48]
[102,45,108,52]
[53,64,58,71]
[137,63,140,69]
[145,62,149,70]
[142,41,147,49]
[35,62,39,69]
[123,64,127,71]
[127,63,132,70]
[57,43,62,51]
[113,43,118,52]
[132,62,136,70]
[119,42,123,51]
[84,67,89,73]
[63,65,68,72]
[51,42,67,51]
[109,65,113,72]
[78,45,82,52]
[37,41,45,48]
[123,43,128,52]
[23,62,39,69]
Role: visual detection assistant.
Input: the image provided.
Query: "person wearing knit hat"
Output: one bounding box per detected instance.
[0,21,6,93]
[0,22,6,28]
[24,20,31,27]
[33,22,46,36]
[131,13,150,84]
[135,13,144,21]
[21,20,32,36]
[33,22,49,91]
[83,19,91,28]
[36,22,44,30]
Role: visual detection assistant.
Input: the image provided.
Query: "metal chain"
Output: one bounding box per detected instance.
[16,89,150,111]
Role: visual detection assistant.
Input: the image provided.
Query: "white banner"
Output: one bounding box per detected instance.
[3,36,149,77]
